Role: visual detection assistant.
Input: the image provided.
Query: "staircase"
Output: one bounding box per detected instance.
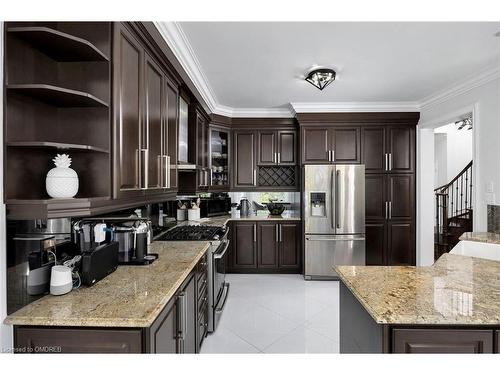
[434,161,473,261]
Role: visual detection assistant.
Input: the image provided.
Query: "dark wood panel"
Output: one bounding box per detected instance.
[113,23,142,195]
[258,222,278,268]
[151,298,178,353]
[15,327,143,353]
[183,274,197,354]
[365,174,387,221]
[362,127,386,172]
[388,174,414,221]
[388,222,414,265]
[388,126,414,173]
[232,222,257,269]
[165,80,179,191]
[393,329,493,354]
[277,130,297,165]
[144,53,163,190]
[232,131,256,188]
[301,127,330,164]
[365,222,386,266]
[279,222,300,270]
[296,112,420,125]
[258,131,276,165]
[331,127,360,163]
[495,330,500,353]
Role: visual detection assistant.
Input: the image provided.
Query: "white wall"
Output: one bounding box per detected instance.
[434,133,447,188]
[0,21,13,351]
[445,128,473,182]
[418,75,500,264]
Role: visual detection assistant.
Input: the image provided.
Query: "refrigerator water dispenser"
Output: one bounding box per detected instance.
[310,192,326,217]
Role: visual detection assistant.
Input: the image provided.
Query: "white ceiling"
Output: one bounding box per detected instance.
[172,22,500,115]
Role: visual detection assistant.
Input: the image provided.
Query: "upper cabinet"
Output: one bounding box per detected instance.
[362,125,415,173]
[209,126,231,191]
[232,130,257,188]
[258,130,297,165]
[113,23,178,200]
[232,125,299,191]
[301,126,360,164]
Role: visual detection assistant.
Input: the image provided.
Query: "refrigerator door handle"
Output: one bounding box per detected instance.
[336,169,340,229]
[331,170,335,229]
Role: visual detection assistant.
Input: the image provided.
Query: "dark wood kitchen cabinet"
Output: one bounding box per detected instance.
[392,329,493,354]
[113,23,143,197]
[362,125,415,173]
[258,222,279,268]
[187,105,210,191]
[301,126,360,164]
[229,221,300,273]
[365,173,415,266]
[258,130,297,165]
[232,131,257,188]
[13,257,208,354]
[232,221,258,269]
[113,22,179,200]
[278,222,301,270]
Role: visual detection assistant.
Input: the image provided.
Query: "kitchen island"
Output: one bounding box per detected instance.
[4,241,210,353]
[335,253,500,353]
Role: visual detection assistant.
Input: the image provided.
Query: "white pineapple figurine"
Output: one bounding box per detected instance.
[46,154,79,198]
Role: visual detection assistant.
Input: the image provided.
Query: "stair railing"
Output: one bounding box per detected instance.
[434,160,473,236]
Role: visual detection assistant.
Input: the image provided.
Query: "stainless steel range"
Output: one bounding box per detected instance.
[156,225,230,333]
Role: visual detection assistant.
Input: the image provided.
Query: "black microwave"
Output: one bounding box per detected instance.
[200,197,231,217]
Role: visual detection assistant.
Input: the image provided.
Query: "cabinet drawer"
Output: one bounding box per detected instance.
[15,327,142,353]
[393,329,493,354]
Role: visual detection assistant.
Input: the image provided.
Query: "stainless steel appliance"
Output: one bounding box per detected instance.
[303,164,365,279]
[157,225,230,333]
[72,217,155,265]
[239,198,251,217]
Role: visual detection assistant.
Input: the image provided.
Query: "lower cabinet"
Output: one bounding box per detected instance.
[392,329,494,354]
[229,221,301,273]
[13,256,209,354]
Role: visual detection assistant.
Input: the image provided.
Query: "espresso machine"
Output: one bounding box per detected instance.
[72,217,156,265]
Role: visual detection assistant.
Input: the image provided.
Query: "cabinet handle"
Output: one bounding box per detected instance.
[167,156,171,188]
[274,152,277,163]
[332,150,335,163]
[389,153,392,171]
[385,202,388,220]
[279,224,282,242]
[385,153,388,171]
[277,152,281,164]
[177,292,186,340]
[328,150,331,162]
[389,201,392,219]
[275,224,279,242]
[254,169,257,186]
[253,224,257,242]
[140,149,148,189]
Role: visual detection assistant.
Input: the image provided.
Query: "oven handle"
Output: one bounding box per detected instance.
[213,240,230,259]
[215,282,230,313]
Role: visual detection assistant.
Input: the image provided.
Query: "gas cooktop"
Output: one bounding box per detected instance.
[157,225,226,241]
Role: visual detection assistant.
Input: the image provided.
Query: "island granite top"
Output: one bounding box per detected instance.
[4,241,209,328]
[334,253,500,325]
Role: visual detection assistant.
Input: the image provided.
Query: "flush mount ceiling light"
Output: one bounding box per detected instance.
[305,68,336,90]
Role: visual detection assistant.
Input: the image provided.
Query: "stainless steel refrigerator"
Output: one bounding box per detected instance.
[303,164,365,279]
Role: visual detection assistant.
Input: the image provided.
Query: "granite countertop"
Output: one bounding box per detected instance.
[459,232,500,244]
[177,210,301,227]
[4,241,210,328]
[335,253,500,325]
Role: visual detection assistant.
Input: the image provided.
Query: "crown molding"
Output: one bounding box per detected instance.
[419,64,500,109]
[156,22,500,118]
[290,101,420,114]
[154,22,218,114]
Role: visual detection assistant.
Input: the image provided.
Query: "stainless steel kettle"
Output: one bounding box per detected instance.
[239,198,251,217]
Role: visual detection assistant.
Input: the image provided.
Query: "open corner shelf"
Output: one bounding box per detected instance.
[8,26,109,62]
[7,141,109,154]
[6,196,112,220]
[7,84,109,108]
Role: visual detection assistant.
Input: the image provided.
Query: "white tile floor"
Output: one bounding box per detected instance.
[201,274,340,353]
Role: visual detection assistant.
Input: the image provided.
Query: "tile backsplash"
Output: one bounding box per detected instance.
[487,204,500,233]
[228,192,301,212]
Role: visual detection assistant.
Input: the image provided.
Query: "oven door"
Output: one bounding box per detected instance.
[212,239,230,331]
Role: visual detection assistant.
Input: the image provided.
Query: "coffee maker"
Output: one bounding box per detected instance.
[72,217,156,265]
